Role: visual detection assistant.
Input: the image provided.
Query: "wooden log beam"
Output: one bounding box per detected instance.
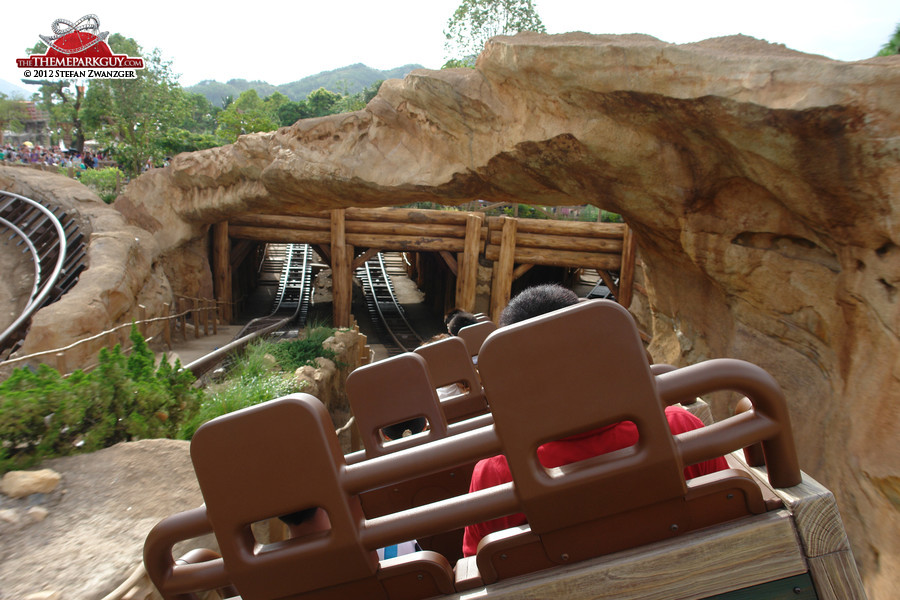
[212,222,233,323]
[440,250,458,276]
[512,263,533,281]
[456,213,484,312]
[485,245,622,270]
[229,225,331,245]
[344,207,471,225]
[331,210,352,328]
[490,216,518,322]
[236,213,469,237]
[487,230,624,253]
[229,225,466,253]
[345,233,465,252]
[231,214,329,230]
[487,216,626,239]
[352,248,380,271]
[346,221,466,238]
[597,269,620,299]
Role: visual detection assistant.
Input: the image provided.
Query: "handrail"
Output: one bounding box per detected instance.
[0,191,67,351]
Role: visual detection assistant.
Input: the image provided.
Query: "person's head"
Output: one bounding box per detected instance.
[381,417,428,441]
[446,311,478,335]
[499,283,580,326]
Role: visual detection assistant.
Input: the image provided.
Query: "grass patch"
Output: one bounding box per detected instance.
[177,326,338,439]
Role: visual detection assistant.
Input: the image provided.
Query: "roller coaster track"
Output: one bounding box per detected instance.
[186,243,315,378]
[356,252,425,355]
[0,190,87,360]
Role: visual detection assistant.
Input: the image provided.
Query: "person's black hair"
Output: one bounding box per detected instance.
[381,417,427,440]
[499,283,580,326]
[279,506,320,526]
[447,311,478,335]
[444,308,464,326]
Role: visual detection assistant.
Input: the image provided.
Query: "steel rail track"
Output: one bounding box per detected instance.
[356,252,425,355]
[0,190,87,360]
[185,243,316,378]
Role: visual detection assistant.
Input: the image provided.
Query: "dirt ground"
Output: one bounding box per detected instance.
[0,242,204,599]
[0,439,211,600]
[0,236,35,333]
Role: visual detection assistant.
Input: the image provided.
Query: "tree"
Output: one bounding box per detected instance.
[444,0,546,66]
[0,94,29,145]
[877,23,900,56]
[305,87,342,117]
[214,89,279,143]
[276,100,309,126]
[23,42,89,151]
[81,34,189,175]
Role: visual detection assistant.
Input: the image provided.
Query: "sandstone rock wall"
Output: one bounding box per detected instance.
[8,33,900,596]
[0,166,178,370]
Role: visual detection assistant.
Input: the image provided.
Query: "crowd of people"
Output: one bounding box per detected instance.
[0,143,105,169]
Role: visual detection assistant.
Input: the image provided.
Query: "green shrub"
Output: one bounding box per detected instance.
[267,326,337,371]
[0,325,203,473]
[77,167,124,203]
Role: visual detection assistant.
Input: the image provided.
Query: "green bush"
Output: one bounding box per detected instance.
[0,325,202,473]
[266,326,337,371]
[77,167,124,203]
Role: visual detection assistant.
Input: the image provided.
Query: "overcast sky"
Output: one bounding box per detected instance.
[2,0,896,94]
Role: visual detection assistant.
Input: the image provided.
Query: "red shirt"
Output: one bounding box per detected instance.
[462,406,728,556]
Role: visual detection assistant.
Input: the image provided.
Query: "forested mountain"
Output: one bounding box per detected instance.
[187,63,424,106]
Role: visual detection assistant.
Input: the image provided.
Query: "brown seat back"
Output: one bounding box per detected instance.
[346,353,449,458]
[415,336,488,422]
[469,299,798,585]
[457,320,497,358]
[477,300,686,534]
[190,394,378,599]
[348,350,479,564]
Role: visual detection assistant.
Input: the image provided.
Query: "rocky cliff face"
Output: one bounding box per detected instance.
[12,32,900,596]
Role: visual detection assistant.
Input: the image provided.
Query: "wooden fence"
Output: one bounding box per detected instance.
[0,296,220,376]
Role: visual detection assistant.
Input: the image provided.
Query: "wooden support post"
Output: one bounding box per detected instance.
[192,298,200,338]
[213,222,233,323]
[138,304,147,338]
[331,209,352,328]
[202,299,210,336]
[618,224,637,309]
[179,299,187,342]
[490,216,517,322]
[163,302,172,350]
[55,351,67,375]
[211,300,218,335]
[456,213,483,312]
